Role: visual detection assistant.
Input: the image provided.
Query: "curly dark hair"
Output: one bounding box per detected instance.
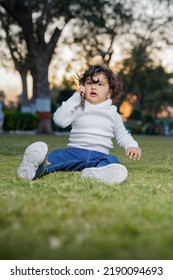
[78,64,124,103]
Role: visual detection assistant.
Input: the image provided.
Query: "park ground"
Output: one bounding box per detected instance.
[0,134,173,260]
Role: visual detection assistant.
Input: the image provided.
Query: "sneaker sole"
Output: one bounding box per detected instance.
[17,141,48,180]
[81,164,128,185]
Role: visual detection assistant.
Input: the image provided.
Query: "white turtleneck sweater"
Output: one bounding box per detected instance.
[53,92,139,154]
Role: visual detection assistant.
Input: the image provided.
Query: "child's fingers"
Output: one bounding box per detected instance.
[126,150,133,159]
[126,148,141,160]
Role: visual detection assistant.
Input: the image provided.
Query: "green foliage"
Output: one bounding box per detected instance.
[129,109,142,120]
[120,42,173,116]
[125,120,143,134]
[0,134,173,260]
[142,113,155,124]
[3,111,39,131]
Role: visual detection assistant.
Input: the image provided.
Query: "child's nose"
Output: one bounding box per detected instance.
[91,83,97,89]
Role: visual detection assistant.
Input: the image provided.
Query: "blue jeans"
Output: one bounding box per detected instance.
[45,147,119,174]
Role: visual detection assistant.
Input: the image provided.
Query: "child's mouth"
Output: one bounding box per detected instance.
[90,92,97,97]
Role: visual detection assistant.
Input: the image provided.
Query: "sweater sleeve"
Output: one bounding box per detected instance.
[114,112,140,151]
[53,92,81,128]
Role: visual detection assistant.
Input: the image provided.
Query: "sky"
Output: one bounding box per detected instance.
[0,69,21,105]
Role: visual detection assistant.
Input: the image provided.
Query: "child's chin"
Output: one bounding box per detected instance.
[88,100,99,105]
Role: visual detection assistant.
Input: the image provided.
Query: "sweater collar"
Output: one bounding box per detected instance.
[85,99,112,109]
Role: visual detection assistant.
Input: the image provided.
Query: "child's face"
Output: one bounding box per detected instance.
[84,73,111,105]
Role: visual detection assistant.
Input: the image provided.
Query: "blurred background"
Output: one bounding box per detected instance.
[0,0,173,135]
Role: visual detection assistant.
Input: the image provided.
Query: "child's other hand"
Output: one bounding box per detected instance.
[77,85,85,94]
[126,147,141,160]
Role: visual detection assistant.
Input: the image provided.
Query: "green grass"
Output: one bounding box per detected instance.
[0,134,173,260]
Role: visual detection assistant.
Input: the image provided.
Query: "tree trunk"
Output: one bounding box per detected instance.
[33,56,53,134]
[20,70,31,113]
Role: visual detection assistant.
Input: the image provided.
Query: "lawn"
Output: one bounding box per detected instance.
[0,134,173,260]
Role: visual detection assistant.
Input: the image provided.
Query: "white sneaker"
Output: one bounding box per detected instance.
[81,164,128,185]
[17,141,48,180]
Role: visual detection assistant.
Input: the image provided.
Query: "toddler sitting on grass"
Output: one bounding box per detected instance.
[17,64,141,184]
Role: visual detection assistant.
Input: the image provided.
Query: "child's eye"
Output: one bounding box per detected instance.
[99,83,104,86]
[86,81,91,85]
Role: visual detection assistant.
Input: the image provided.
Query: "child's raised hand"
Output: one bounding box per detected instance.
[77,85,85,108]
[77,85,85,94]
[126,147,141,160]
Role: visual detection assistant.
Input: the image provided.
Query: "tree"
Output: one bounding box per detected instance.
[117,0,173,105]
[0,9,32,111]
[119,39,153,99]
[0,0,112,133]
[62,0,134,68]
[121,57,173,116]
[138,66,173,116]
